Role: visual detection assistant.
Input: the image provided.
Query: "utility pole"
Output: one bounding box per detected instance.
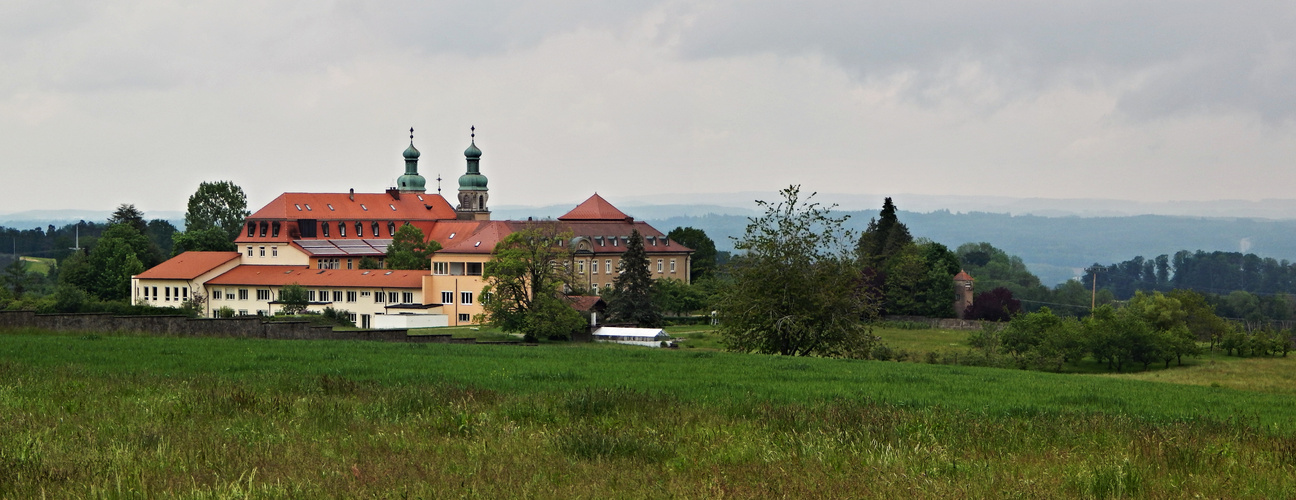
[1086,265,1106,312]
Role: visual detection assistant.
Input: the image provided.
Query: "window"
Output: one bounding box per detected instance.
[450,262,465,275]
[248,223,255,237]
[460,291,473,305]
[374,292,384,303]
[256,289,271,301]
[458,314,471,323]
[239,310,248,316]
[591,283,598,294]
[346,291,357,302]
[304,204,311,211]
[238,289,249,300]
[606,260,612,274]
[165,287,170,300]
[361,291,370,297]
[271,246,278,257]
[259,222,267,237]
[466,262,482,276]
[670,259,676,273]
[372,222,379,236]
[339,222,346,237]
[213,290,223,300]
[361,204,367,211]
[404,292,415,303]
[356,222,363,237]
[259,246,265,257]
[308,290,316,301]
[182,288,188,299]
[441,291,454,304]
[246,246,253,257]
[388,222,396,236]
[346,258,353,270]
[295,204,302,211]
[272,222,280,238]
[318,290,328,301]
[578,260,585,274]
[318,258,339,269]
[657,259,663,273]
[388,292,398,303]
[591,260,598,274]
[327,204,334,211]
[322,224,329,237]
[433,262,449,275]
[333,291,343,302]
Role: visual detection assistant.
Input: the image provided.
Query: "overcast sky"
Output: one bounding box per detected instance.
[3,1,1295,216]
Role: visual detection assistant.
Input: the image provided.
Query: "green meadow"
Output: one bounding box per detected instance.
[1,328,1294,498]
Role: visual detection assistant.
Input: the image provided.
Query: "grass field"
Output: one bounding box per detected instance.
[1,328,1294,498]
[17,256,54,275]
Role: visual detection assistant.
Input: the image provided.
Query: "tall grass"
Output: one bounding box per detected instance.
[1,328,1294,497]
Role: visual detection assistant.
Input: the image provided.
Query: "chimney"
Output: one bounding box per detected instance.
[386,188,400,200]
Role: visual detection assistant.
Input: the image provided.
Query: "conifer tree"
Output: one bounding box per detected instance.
[606,229,663,327]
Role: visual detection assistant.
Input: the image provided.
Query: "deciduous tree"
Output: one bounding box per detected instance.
[667,226,717,281]
[185,181,251,242]
[480,224,585,342]
[385,224,441,270]
[278,283,309,314]
[718,186,880,356]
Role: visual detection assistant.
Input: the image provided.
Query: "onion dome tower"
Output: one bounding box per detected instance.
[456,126,490,220]
[396,127,427,193]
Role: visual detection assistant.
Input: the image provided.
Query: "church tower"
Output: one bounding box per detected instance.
[456,126,490,221]
[396,128,427,193]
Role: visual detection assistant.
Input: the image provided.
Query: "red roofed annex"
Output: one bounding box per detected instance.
[131,127,692,329]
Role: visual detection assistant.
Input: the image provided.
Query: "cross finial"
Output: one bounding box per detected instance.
[409,127,414,144]
[436,174,442,194]
[470,125,475,141]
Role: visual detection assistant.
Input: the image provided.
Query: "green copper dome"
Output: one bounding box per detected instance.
[458,135,487,191]
[403,143,420,159]
[397,127,426,193]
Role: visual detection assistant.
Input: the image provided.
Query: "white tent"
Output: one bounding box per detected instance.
[592,327,671,347]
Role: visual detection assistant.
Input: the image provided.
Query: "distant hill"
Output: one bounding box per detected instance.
[0,209,184,231]
[646,211,1296,286]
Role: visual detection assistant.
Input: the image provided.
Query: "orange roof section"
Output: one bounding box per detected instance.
[206,265,425,288]
[135,252,241,280]
[954,270,975,281]
[439,221,516,254]
[558,193,630,221]
[248,192,456,221]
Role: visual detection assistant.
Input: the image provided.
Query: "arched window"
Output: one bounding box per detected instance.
[271,221,280,238]
[371,222,380,237]
[259,221,267,238]
[247,222,255,237]
[388,222,396,237]
[338,222,346,237]
[355,221,364,237]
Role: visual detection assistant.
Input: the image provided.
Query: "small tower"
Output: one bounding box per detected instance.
[456,126,490,221]
[953,270,975,319]
[397,128,427,193]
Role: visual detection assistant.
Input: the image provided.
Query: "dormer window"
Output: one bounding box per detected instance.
[388,222,396,236]
[259,221,267,238]
[322,223,330,237]
[247,222,255,237]
[338,222,346,237]
[355,221,363,237]
[371,221,379,236]
[271,222,280,238]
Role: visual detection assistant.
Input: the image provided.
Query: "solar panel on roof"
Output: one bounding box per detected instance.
[295,240,334,248]
[341,248,383,255]
[308,248,347,255]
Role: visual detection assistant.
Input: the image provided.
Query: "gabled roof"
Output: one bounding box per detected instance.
[954,270,974,281]
[566,295,606,312]
[438,220,517,254]
[558,193,630,221]
[206,265,425,288]
[135,252,241,280]
[248,192,456,221]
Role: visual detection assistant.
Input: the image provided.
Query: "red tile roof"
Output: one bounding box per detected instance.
[135,252,241,280]
[566,295,606,312]
[954,270,974,281]
[247,192,456,222]
[558,193,630,221]
[206,265,425,288]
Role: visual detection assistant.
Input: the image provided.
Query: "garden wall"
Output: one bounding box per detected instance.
[0,310,521,345]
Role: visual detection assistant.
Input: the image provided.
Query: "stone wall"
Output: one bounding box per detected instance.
[0,310,524,344]
[882,315,992,331]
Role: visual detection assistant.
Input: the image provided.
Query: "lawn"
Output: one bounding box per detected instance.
[18,256,54,275]
[1,328,1294,498]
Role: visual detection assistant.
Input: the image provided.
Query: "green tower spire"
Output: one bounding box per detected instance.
[397,127,426,193]
[456,126,490,220]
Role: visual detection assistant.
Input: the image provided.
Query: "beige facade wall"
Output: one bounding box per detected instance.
[237,243,309,266]
[573,252,691,295]
[131,258,243,316]
[425,253,492,326]
[204,283,427,328]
